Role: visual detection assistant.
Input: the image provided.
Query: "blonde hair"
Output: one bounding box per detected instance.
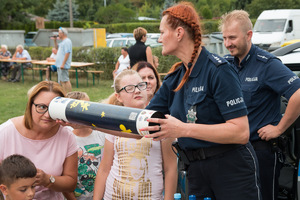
[106,70,141,106]
[133,27,147,41]
[102,93,122,106]
[219,10,253,33]
[66,91,89,100]
[24,81,65,129]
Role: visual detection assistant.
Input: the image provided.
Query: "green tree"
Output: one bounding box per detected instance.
[75,0,102,21]
[234,0,252,10]
[0,0,31,28]
[246,0,299,18]
[200,5,213,19]
[27,0,56,17]
[196,0,233,19]
[139,1,161,19]
[163,0,175,10]
[95,3,136,24]
[47,0,79,22]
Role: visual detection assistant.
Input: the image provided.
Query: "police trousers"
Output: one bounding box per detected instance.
[187,142,262,200]
[252,140,283,200]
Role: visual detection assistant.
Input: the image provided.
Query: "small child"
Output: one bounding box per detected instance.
[0,154,37,200]
[63,91,106,200]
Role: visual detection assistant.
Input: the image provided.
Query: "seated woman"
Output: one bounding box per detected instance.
[0,81,78,200]
[93,70,177,200]
[113,47,130,79]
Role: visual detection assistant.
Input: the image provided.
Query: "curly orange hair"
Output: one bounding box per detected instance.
[163,2,202,91]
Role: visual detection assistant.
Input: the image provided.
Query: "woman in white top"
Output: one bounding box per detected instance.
[113,47,130,79]
[93,70,177,200]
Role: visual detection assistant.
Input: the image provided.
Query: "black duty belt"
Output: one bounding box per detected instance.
[184,144,241,161]
[251,140,271,151]
[251,139,282,152]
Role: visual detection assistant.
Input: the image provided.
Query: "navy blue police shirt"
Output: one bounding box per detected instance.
[146,47,248,150]
[224,44,300,142]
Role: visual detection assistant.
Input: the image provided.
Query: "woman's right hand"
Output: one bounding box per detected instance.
[142,114,184,141]
[35,169,50,187]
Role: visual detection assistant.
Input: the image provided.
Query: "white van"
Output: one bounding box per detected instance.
[252,9,300,51]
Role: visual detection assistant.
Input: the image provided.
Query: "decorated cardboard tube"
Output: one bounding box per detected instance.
[48,97,165,136]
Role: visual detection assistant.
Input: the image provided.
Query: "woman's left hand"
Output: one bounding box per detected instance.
[35,169,49,187]
[142,114,184,141]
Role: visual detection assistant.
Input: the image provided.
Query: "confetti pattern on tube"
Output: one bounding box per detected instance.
[48,97,165,136]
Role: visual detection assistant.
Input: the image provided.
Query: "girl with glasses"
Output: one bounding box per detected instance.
[93,70,177,200]
[0,81,78,200]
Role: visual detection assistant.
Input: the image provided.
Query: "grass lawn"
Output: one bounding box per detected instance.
[0,74,115,124]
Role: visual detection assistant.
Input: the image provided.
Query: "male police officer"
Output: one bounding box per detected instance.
[220,10,300,200]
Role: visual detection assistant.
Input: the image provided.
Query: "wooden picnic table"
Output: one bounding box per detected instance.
[32,60,96,88]
[0,58,32,83]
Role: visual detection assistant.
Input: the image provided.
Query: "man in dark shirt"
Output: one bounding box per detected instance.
[220,10,300,200]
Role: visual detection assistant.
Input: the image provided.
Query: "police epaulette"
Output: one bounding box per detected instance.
[224,54,234,62]
[208,53,226,67]
[256,53,271,63]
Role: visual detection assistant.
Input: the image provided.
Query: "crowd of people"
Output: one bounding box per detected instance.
[1,1,300,200]
[0,27,72,92]
[0,44,32,82]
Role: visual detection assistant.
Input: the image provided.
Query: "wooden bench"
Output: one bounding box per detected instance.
[60,69,104,86]
[33,67,48,81]
[22,67,47,82]
[69,69,104,86]
[27,66,104,86]
[87,70,104,85]
[159,73,168,77]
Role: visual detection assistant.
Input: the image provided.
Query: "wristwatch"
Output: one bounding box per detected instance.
[50,175,55,184]
[46,175,55,188]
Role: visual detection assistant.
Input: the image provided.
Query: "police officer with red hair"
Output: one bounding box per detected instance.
[142,2,262,200]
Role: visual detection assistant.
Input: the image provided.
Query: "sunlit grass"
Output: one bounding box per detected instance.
[0,73,114,124]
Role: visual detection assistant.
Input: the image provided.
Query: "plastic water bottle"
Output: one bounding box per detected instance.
[189,194,196,200]
[174,193,181,200]
[204,197,211,200]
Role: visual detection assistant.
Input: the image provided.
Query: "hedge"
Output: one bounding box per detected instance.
[2,19,257,35]
[25,46,180,80]
[3,20,221,34]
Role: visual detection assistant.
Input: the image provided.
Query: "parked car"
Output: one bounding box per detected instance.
[147,33,160,41]
[106,37,162,48]
[252,9,300,51]
[106,37,135,47]
[106,33,133,39]
[24,31,37,47]
[281,39,300,47]
[273,41,300,71]
[275,43,300,199]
